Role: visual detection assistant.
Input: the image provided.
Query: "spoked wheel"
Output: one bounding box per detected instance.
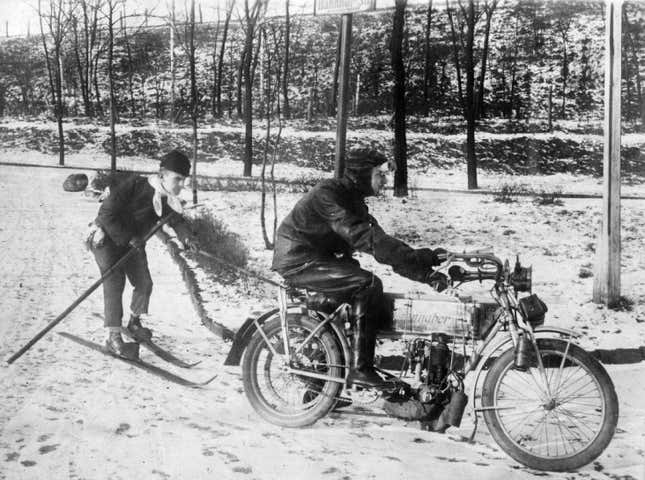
[482,338,618,471]
[242,314,345,427]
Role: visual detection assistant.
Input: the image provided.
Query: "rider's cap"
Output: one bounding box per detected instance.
[160,149,191,177]
[345,148,388,173]
[343,148,389,196]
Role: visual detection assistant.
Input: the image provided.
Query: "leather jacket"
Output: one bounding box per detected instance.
[272,176,433,282]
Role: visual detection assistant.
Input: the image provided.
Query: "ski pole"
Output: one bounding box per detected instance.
[6,213,176,365]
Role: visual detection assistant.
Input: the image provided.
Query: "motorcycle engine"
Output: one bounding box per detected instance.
[408,334,451,404]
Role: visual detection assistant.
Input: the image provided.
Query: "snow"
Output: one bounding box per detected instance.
[0,157,644,479]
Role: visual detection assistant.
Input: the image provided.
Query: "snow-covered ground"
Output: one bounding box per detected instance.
[0,160,644,479]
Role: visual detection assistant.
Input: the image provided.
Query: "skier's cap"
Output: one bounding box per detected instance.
[160,149,191,177]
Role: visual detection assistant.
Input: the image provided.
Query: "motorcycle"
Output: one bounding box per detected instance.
[224,250,618,472]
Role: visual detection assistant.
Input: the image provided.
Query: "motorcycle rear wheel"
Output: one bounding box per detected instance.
[482,338,618,471]
[242,314,344,427]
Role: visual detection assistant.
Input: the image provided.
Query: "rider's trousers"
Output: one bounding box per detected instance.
[92,237,153,327]
[282,259,390,370]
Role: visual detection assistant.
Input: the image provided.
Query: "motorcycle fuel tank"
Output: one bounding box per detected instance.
[384,293,498,338]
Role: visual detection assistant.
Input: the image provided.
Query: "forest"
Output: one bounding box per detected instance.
[0,0,644,187]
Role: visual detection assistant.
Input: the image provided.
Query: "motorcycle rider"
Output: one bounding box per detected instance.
[272,148,445,387]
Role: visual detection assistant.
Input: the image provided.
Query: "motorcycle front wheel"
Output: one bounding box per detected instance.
[482,338,618,471]
[242,314,344,427]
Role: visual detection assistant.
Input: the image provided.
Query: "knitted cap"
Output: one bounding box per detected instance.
[160,149,191,177]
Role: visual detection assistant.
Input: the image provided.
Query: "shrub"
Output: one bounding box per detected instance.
[185,209,249,274]
[197,176,315,194]
[492,182,533,203]
[533,187,564,206]
[609,296,634,312]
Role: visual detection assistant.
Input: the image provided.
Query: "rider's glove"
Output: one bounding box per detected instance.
[424,271,449,292]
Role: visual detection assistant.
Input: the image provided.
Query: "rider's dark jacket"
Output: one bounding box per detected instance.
[271,176,429,282]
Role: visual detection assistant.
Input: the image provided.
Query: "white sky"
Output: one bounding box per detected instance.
[0,0,434,37]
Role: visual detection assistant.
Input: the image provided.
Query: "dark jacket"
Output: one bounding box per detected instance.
[95,175,191,246]
[271,177,430,282]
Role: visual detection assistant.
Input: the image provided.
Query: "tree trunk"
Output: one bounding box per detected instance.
[170,1,176,124]
[188,0,198,205]
[237,46,246,118]
[215,0,234,117]
[561,33,568,119]
[55,47,64,166]
[122,12,136,116]
[624,10,645,128]
[260,27,274,249]
[391,0,408,197]
[107,2,117,171]
[446,4,464,112]
[72,17,91,117]
[548,84,553,131]
[423,0,433,115]
[242,2,259,176]
[329,24,341,116]
[464,0,477,189]
[476,0,497,120]
[282,0,291,119]
[38,0,56,118]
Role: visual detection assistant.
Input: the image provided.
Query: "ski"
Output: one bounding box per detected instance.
[58,332,217,388]
[122,329,201,369]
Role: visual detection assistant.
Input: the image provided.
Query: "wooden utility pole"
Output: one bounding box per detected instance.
[334,13,352,179]
[593,0,622,306]
[315,0,376,177]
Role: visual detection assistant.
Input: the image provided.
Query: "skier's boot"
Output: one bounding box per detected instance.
[126,315,153,342]
[105,332,140,361]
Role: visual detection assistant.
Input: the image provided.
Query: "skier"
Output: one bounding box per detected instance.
[85,149,198,360]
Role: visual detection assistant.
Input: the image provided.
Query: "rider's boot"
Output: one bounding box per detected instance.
[126,314,153,342]
[105,330,140,361]
[346,313,388,388]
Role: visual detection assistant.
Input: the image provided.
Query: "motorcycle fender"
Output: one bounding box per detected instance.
[469,326,581,403]
[223,309,280,366]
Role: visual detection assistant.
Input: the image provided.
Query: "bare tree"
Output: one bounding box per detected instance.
[240,0,266,177]
[121,8,136,116]
[213,1,235,117]
[476,0,499,119]
[187,0,198,204]
[260,23,282,250]
[282,0,291,119]
[103,0,123,171]
[329,22,341,116]
[446,0,486,189]
[422,0,434,115]
[391,0,408,196]
[169,0,200,203]
[38,0,71,166]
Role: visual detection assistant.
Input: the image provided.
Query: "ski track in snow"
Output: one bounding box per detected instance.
[0,164,643,479]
